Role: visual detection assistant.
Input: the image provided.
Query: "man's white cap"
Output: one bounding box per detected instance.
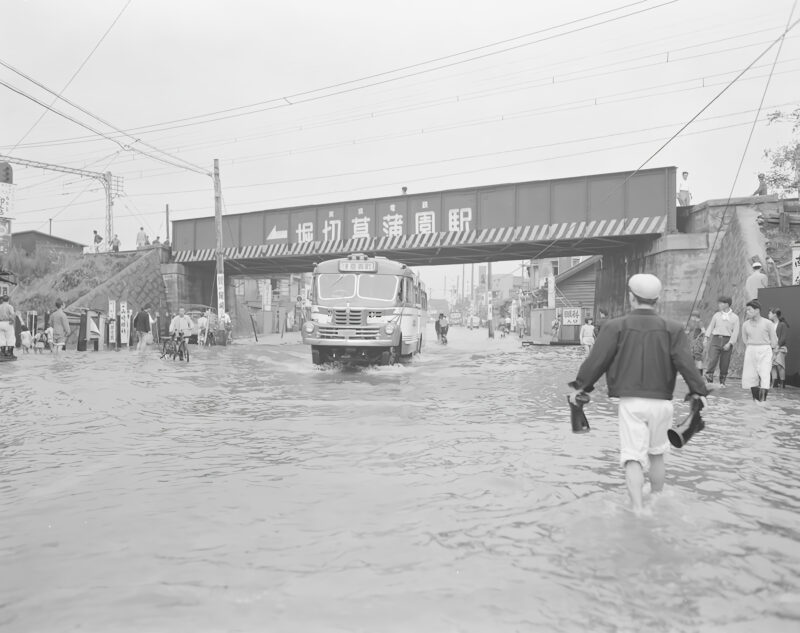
[628,273,662,300]
[752,261,762,268]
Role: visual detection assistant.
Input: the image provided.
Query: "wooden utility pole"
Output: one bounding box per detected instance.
[213,159,225,319]
[165,204,170,244]
[487,261,494,338]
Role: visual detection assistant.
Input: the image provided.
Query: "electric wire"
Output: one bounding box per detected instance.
[684,0,798,327]
[0,59,211,176]
[524,13,800,264]
[3,0,678,151]
[9,0,134,153]
[5,20,785,155]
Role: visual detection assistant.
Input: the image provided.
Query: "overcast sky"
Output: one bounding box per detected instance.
[2,0,799,299]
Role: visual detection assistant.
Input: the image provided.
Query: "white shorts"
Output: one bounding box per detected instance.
[618,397,673,469]
[741,345,772,388]
[0,321,14,347]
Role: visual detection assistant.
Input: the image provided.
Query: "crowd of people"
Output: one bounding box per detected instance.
[568,266,792,514]
[88,228,169,254]
[0,294,233,359]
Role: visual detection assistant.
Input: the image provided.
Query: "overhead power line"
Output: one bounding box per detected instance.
[0,59,210,176]
[2,0,678,147]
[10,0,134,153]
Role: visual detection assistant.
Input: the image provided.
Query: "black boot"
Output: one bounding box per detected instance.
[781,380,786,389]
[720,375,727,387]
[759,388,769,401]
[751,386,760,400]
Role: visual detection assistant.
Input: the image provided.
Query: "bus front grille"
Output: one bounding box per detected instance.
[318,326,380,340]
[332,309,363,326]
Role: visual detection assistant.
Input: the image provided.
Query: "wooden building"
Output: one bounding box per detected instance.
[553,255,601,342]
[10,231,85,257]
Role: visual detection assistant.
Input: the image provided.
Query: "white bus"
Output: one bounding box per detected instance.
[301,253,428,365]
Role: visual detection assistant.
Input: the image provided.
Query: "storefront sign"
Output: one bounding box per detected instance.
[562,307,581,326]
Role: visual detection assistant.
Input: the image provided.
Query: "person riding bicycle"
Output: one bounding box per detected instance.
[167,308,193,360]
[169,308,194,339]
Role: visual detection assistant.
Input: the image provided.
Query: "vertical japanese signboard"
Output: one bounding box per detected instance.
[119,301,129,347]
[793,243,800,285]
[216,273,225,318]
[108,299,117,348]
[0,183,13,254]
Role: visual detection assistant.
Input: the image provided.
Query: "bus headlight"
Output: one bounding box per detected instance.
[384,323,395,335]
[303,321,316,334]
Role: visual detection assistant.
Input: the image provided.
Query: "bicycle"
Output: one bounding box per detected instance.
[161,331,190,362]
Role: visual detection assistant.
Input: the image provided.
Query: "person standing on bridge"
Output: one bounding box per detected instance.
[136,227,147,250]
[568,274,709,514]
[677,171,692,206]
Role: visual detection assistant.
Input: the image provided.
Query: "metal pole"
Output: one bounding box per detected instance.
[213,159,225,318]
[165,204,170,244]
[104,171,113,245]
[487,261,494,338]
[49,218,52,235]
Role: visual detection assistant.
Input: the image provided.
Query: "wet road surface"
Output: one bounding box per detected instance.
[1,327,799,632]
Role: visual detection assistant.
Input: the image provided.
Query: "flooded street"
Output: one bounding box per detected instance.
[2,327,799,632]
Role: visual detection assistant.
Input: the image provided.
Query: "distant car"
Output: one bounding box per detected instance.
[467,315,481,328]
[449,311,463,326]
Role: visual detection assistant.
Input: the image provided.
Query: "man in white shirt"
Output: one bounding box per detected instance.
[677,171,692,206]
[704,296,739,386]
[169,307,194,338]
[135,227,147,249]
[745,261,768,302]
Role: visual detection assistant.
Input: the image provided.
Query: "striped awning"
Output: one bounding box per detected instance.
[173,215,667,264]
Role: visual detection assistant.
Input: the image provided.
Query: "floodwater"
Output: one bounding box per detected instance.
[1,327,799,633]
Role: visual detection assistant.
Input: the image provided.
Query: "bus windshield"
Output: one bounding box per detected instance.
[317,273,398,303]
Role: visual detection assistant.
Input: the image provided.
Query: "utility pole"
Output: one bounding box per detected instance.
[104,172,114,243]
[213,159,225,319]
[487,261,494,338]
[49,218,52,235]
[0,154,122,244]
[165,204,170,244]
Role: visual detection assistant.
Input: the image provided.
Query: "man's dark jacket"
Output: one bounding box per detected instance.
[570,309,709,399]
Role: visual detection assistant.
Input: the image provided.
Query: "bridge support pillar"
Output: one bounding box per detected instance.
[161,263,186,314]
[595,233,709,324]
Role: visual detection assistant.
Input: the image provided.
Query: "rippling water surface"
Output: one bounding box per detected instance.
[1,328,799,632]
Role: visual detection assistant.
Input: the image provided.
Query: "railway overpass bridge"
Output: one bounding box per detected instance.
[169,165,725,323]
[172,166,676,273]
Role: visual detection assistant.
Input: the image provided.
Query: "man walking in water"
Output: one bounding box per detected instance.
[741,300,778,401]
[50,299,71,355]
[568,274,709,513]
[0,295,16,358]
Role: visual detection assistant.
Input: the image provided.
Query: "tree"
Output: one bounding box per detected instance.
[764,107,800,197]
